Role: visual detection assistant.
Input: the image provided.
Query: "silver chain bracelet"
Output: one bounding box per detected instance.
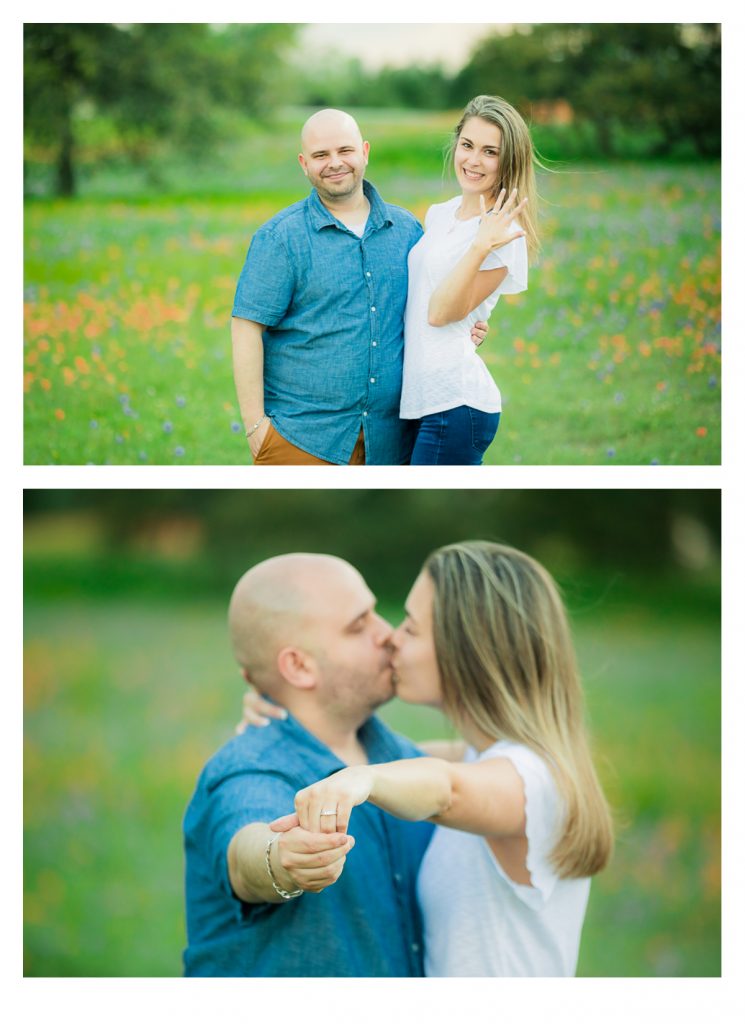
[246,414,268,439]
[265,834,303,900]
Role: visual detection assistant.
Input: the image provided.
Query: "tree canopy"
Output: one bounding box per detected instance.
[24,24,298,195]
[452,23,721,157]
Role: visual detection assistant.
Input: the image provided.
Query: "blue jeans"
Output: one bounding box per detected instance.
[410,406,501,465]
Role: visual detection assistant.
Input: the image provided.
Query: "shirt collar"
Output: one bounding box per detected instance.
[274,710,401,770]
[306,179,392,234]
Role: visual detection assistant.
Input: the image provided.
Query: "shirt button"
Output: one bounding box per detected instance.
[394,873,403,884]
[370,377,376,383]
[366,272,371,277]
[372,341,377,347]
[411,943,420,953]
[363,411,368,416]
[371,306,376,312]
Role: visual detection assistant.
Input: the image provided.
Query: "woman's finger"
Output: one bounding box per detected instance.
[499,188,518,214]
[241,690,287,725]
[318,801,339,834]
[306,790,327,835]
[335,797,355,835]
[294,789,312,831]
[504,197,529,226]
[493,188,507,214]
[507,196,528,217]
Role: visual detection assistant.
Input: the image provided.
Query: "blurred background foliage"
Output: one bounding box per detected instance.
[24,23,720,198]
[24,490,720,976]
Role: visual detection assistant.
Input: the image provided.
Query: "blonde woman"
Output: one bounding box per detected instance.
[262,542,613,976]
[402,96,540,464]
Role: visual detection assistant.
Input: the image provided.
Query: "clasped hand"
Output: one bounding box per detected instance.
[270,824,355,895]
[269,767,374,892]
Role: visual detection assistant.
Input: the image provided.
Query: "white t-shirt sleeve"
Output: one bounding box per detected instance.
[491,743,562,909]
[479,227,528,295]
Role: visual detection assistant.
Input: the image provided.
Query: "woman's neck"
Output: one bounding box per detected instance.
[457,192,492,220]
[457,717,500,753]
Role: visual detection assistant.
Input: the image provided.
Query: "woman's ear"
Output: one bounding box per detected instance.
[276,646,318,690]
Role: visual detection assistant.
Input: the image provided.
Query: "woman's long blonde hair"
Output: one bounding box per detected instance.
[424,540,613,879]
[447,95,541,263]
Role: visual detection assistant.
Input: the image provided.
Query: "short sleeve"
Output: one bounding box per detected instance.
[202,770,297,903]
[480,225,528,296]
[232,227,295,326]
[497,745,561,908]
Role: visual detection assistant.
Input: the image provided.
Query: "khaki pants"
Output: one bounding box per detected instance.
[253,422,366,465]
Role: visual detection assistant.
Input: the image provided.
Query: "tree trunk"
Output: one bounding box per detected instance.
[593,116,614,158]
[56,106,75,197]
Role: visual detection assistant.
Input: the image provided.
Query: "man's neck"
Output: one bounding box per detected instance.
[291,705,370,766]
[319,188,370,228]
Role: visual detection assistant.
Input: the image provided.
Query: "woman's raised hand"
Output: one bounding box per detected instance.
[474,189,527,255]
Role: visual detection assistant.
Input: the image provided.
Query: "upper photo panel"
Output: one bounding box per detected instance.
[23,23,721,466]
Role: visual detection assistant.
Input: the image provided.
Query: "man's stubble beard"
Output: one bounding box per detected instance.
[318,660,394,721]
[309,168,365,206]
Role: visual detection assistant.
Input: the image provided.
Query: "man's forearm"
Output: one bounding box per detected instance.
[231,317,267,432]
[227,822,294,904]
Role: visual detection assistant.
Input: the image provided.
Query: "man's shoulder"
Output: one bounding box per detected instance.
[253,196,310,239]
[198,726,289,793]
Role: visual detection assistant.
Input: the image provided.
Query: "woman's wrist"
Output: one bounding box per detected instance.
[470,239,492,260]
[351,765,376,801]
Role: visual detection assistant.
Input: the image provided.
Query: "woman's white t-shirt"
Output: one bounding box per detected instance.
[400,196,528,420]
[416,739,591,977]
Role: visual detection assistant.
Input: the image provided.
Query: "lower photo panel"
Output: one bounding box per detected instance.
[23,488,721,979]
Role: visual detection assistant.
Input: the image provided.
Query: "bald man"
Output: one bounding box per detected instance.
[231,109,486,465]
[182,554,433,976]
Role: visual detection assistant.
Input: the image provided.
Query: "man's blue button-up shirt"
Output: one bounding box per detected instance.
[183,713,433,976]
[232,180,422,465]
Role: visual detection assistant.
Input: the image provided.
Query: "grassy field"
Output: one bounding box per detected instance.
[23,109,721,465]
[24,562,720,977]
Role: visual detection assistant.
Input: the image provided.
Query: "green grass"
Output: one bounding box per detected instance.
[24,571,720,976]
[23,109,720,464]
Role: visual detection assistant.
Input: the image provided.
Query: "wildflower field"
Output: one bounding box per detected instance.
[23,111,721,465]
[24,553,720,976]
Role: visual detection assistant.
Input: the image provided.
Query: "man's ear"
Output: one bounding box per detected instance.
[276,646,317,690]
[298,153,309,177]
